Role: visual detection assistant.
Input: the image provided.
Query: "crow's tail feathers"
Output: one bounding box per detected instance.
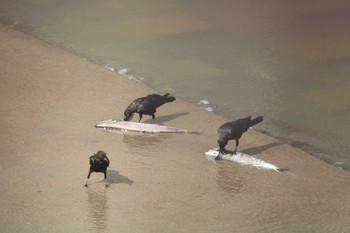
[249,116,263,127]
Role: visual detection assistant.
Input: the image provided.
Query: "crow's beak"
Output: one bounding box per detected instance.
[124,114,134,121]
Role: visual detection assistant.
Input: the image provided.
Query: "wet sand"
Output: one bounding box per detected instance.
[1,24,350,233]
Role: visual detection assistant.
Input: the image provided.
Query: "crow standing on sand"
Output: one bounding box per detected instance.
[124,93,176,122]
[85,150,110,187]
[216,116,263,160]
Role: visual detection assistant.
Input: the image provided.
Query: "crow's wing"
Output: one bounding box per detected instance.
[135,97,157,112]
[102,156,110,167]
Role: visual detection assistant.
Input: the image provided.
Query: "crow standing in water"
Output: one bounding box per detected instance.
[216,116,263,160]
[124,93,176,122]
[85,150,110,187]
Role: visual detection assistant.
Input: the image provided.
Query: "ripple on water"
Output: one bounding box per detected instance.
[86,185,109,232]
[215,162,245,196]
[122,133,173,157]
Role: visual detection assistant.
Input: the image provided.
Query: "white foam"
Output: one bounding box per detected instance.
[204,107,213,112]
[198,100,210,105]
[126,74,136,80]
[118,68,129,75]
[104,63,115,71]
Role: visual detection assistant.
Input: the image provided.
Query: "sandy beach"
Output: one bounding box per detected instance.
[1,24,350,232]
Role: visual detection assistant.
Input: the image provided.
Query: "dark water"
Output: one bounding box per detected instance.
[1,0,350,168]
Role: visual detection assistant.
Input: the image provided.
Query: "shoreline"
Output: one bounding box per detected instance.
[2,23,344,173]
[2,24,350,232]
[259,128,346,170]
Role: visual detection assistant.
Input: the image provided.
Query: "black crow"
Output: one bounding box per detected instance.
[85,150,110,187]
[123,93,176,122]
[216,116,263,160]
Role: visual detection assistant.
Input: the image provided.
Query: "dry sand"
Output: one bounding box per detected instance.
[1,24,350,233]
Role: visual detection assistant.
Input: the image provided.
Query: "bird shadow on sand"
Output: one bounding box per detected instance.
[241,142,284,155]
[106,170,134,186]
[144,112,189,124]
[241,142,290,173]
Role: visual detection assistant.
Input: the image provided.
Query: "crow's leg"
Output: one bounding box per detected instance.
[231,139,239,155]
[104,170,110,188]
[87,168,93,179]
[151,114,155,122]
[85,169,93,187]
[138,114,143,122]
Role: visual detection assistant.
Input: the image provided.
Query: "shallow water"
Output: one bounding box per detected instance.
[1,0,350,168]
